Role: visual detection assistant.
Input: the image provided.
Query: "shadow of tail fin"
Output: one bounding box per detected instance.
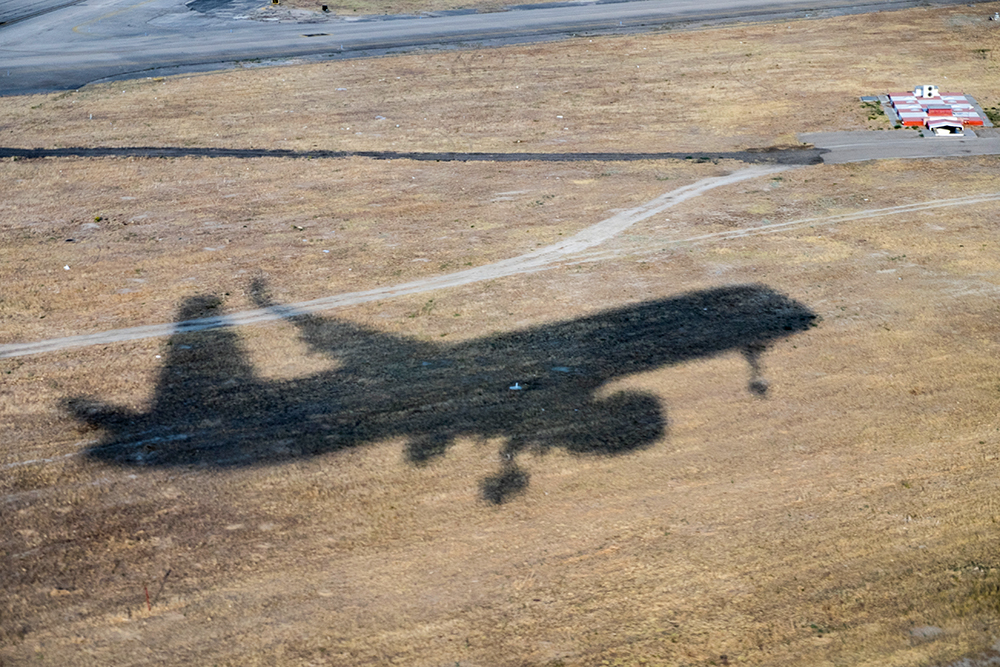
[146,295,259,422]
[247,275,432,364]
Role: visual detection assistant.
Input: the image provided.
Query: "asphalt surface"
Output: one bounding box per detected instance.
[801,130,1000,163]
[0,0,85,27]
[0,0,993,96]
[7,136,998,165]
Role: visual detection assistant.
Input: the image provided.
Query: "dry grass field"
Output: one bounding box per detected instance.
[5,4,1000,156]
[3,4,1000,666]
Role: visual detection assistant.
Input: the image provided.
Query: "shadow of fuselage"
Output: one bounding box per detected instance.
[68,284,816,503]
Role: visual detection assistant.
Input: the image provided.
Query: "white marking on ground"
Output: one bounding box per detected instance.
[0,439,96,475]
[0,165,788,359]
[0,450,85,472]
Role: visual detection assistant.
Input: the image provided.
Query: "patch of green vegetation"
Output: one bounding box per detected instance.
[952,564,1000,618]
[861,100,885,121]
[809,623,831,635]
[984,107,1000,125]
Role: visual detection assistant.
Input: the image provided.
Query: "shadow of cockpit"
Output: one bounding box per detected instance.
[66,283,816,503]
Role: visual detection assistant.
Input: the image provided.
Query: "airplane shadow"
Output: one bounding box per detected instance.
[66,283,817,503]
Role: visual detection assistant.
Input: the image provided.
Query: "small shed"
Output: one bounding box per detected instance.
[925,117,964,136]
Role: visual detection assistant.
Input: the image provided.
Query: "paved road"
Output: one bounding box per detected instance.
[0,0,85,26]
[801,130,1000,163]
[0,0,989,96]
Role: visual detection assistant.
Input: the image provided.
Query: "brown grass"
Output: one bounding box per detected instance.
[3,5,1000,667]
[0,157,712,343]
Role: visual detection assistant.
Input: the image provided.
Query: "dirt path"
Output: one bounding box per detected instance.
[0,164,790,359]
[6,166,1000,361]
[6,165,1000,361]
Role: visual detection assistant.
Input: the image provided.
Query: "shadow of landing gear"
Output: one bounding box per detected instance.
[481,463,531,505]
[68,283,817,504]
[742,342,770,396]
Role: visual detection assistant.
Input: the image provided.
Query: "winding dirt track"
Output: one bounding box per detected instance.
[1,165,789,359]
[4,165,1000,361]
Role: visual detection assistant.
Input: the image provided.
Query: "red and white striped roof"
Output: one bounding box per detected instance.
[886,88,987,126]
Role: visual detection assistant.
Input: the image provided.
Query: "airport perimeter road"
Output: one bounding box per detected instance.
[0,0,990,96]
[801,131,1000,163]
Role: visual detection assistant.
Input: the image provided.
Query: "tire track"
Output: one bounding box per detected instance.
[629,191,1000,252]
[6,170,1000,361]
[536,191,1000,269]
[0,0,86,27]
[1,165,789,359]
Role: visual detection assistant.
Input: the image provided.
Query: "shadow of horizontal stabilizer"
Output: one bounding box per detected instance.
[68,284,816,503]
